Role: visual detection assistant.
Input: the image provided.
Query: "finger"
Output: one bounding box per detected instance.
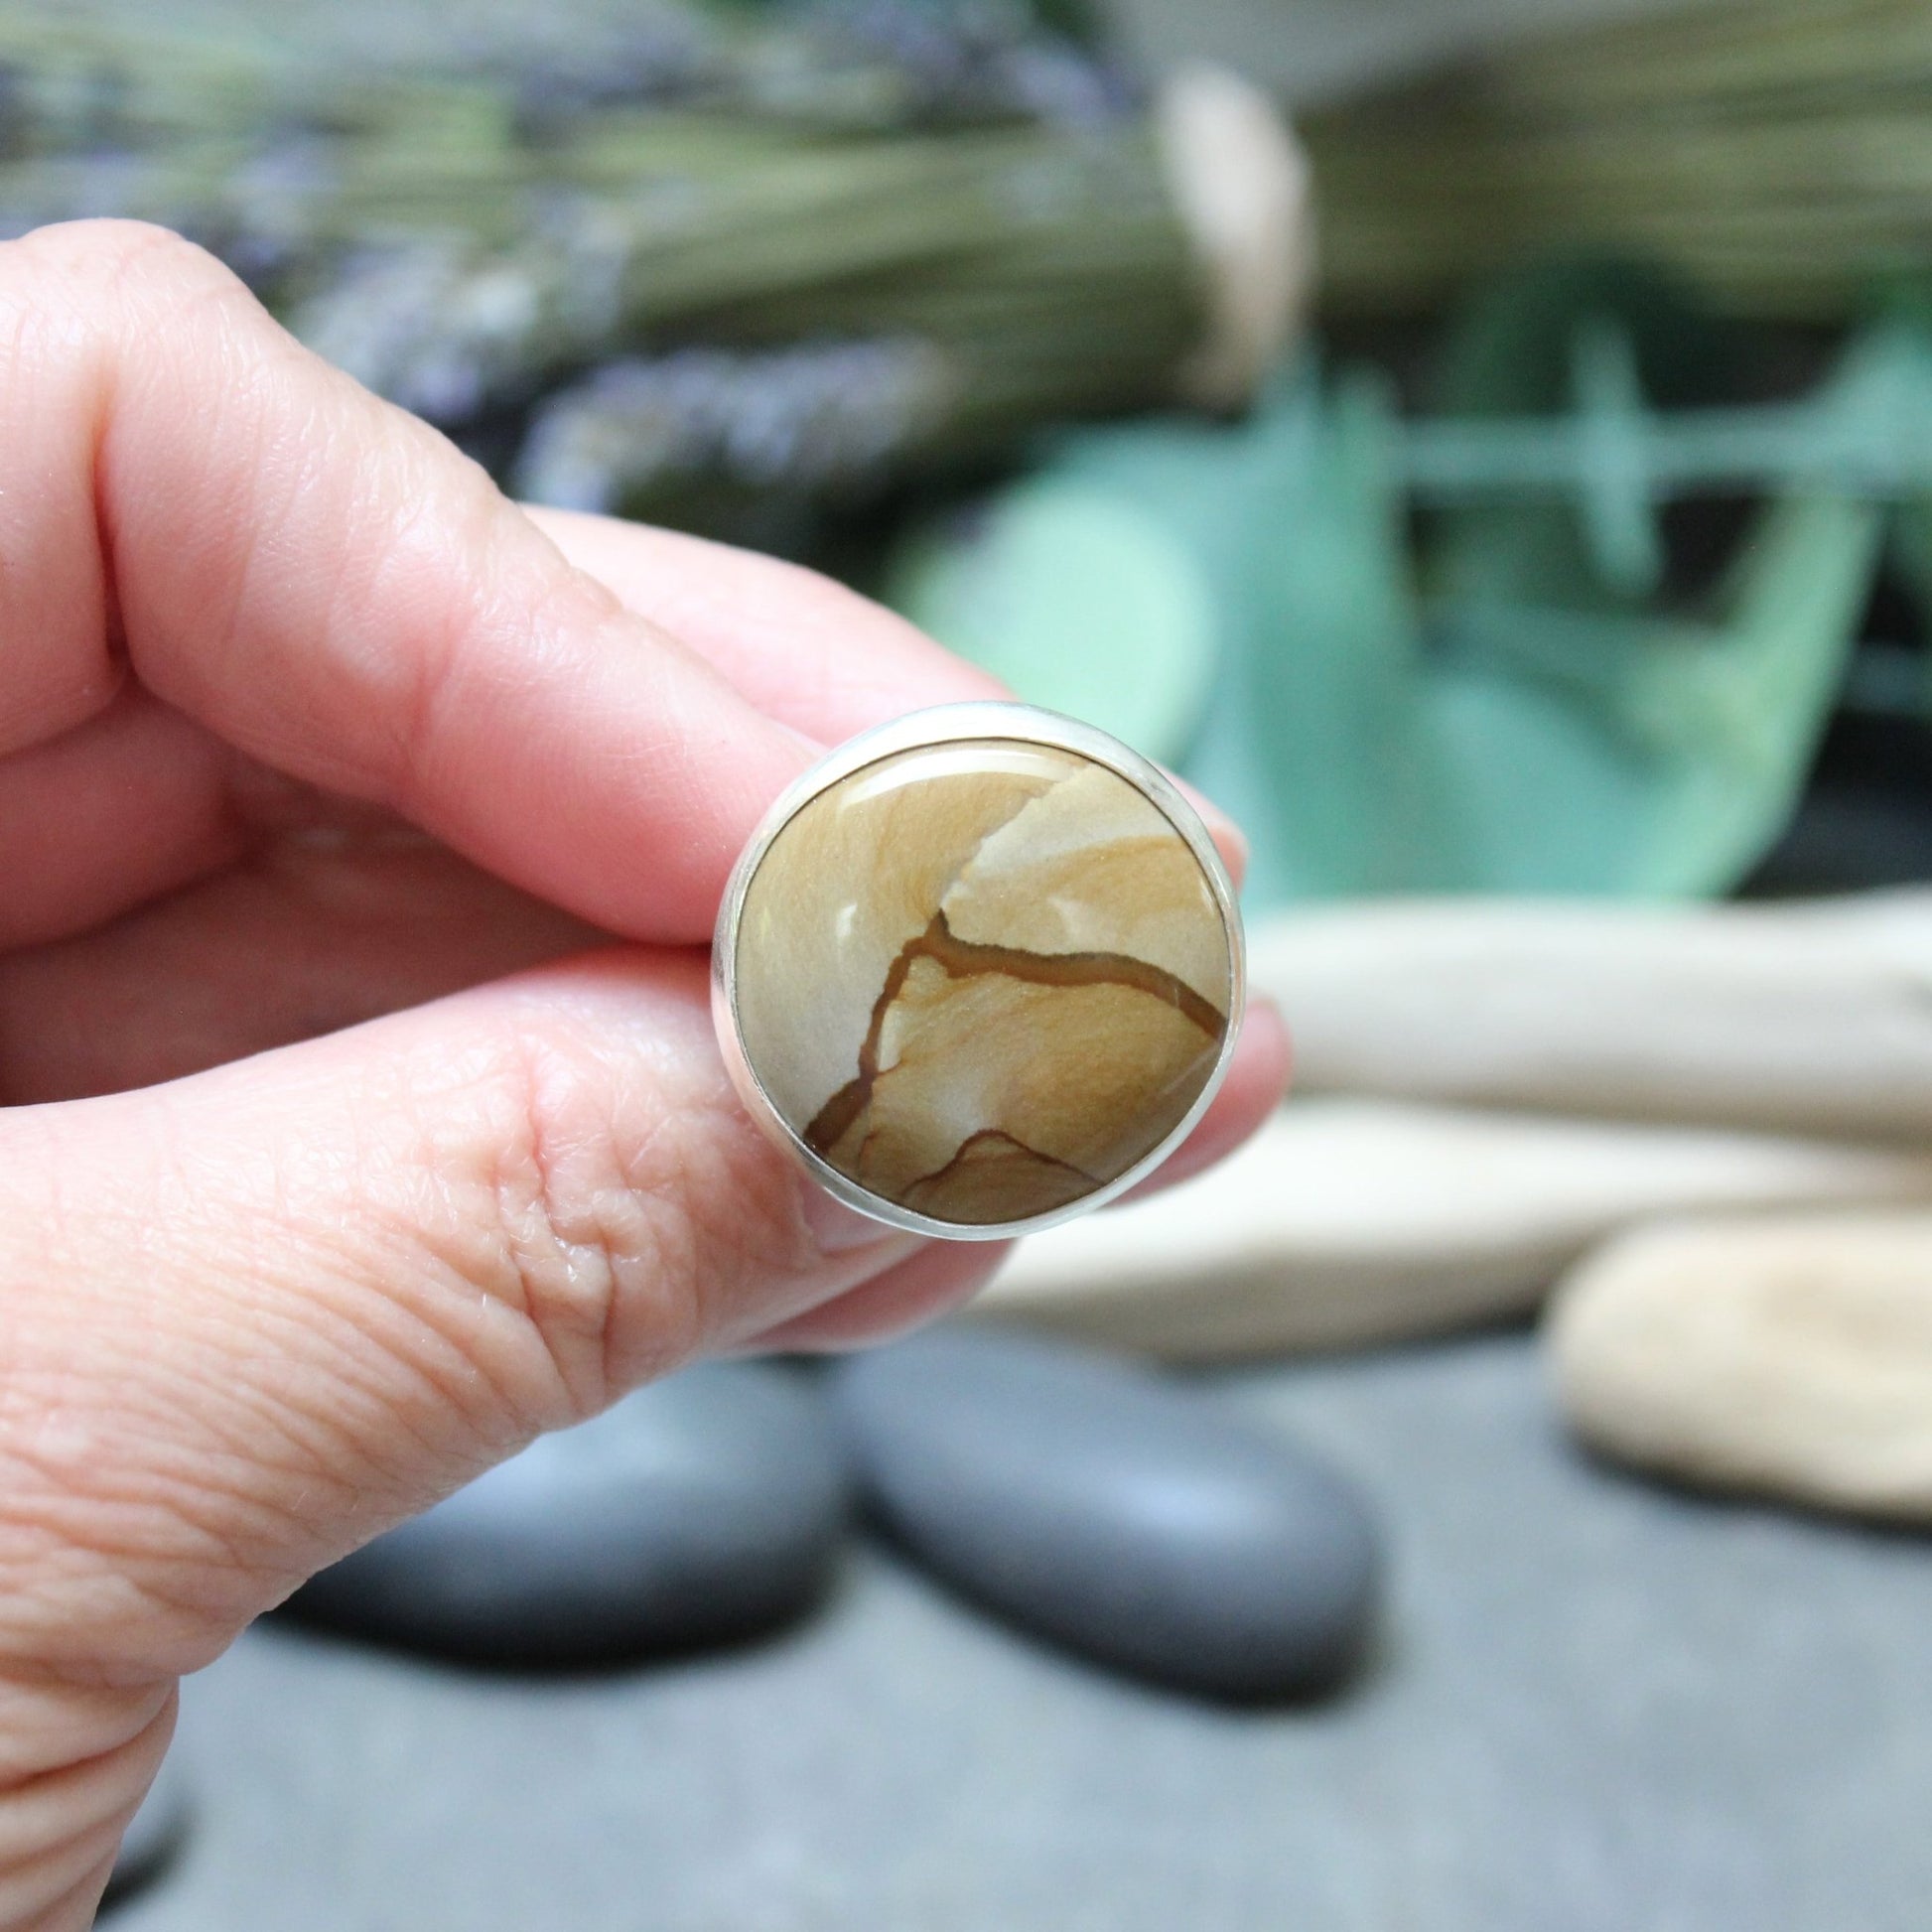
[0,690,241,952]
[528,509,1249,887]
[527,508,1006,743]
[0,1684,173,1930]
[0,970,1287,1678]
[0,727,1267,1109]
[1115,995,1290,1200]
[0,506,1006,961]
[0,944,943,1924]
[0,974,1284,1924]
[0,839,605,1104]
[735,1240,1012,1354]
[0,947,929,1697]
[0,221,813,942]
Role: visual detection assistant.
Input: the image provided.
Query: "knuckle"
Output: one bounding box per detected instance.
[409,1011,804,1425]
[9,217,238,300]
[0,219,240,345]
[0,219,263,427]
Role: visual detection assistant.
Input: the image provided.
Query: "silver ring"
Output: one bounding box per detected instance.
[712,701,1244,1241]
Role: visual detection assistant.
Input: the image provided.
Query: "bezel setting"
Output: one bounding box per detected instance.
[711,700,1245,1241]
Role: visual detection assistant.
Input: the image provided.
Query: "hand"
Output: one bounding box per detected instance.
[0,221,1288,1928]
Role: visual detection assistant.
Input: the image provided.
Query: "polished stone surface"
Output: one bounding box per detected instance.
[732,737,1232,1227]
[282,1362,851,1667]
[113,1335,1932,1932]
[830,1328,1379,1698]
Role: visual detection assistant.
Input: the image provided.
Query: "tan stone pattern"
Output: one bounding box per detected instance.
[735,740,1232,1226]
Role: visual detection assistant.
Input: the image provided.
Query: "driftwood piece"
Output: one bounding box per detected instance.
[975,1099,1932,1359]
[1250,894,1932,1143]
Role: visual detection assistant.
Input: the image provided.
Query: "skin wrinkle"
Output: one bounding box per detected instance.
[0,1718,157,1923]
[330,1071,589,1449]
[0,1677,166,1796]
[314,1212,559,1480]
[483,1023,642,1422]
[0,1295,517,1676]
[0,1557,207,1691]
[0,1832,117,1926]
[288,991,708,1440]
[151,1248,524,1569]
[0,1800,133,1883]
[113,1249,491,1549]
[108,297,260,701]
[0,1304,257,1673]
[218,1252,525,1533]
[19,1885,114,1932]
[360,455,516,811]
[0,1827,121,1920]
[495,1006,777,1397]
[474,963,870,1385]
[0,1304,325,1670]
[0,1089,550,1660]
[0,1368,340,1628]
[0,302,112,755]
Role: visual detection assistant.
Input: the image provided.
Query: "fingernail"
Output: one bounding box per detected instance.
[1173,778,1248,876]
[798,1181,901,1255]
[1203,805,1249,876]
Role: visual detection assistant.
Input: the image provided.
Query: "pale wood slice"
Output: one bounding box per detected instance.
[975,1100,1932,1358]
[1250,893,1932,1143]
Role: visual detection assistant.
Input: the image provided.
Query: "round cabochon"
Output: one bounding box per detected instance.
[725,725,1238,1235]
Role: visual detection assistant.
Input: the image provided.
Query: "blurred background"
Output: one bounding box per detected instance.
[38,0,1925,1926]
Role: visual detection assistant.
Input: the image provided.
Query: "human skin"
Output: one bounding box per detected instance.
[0,220,1289,1928]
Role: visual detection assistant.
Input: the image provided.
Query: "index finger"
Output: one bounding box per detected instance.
[0,221,808,944]
[529,509,1250,887]
[525,509,1006,747]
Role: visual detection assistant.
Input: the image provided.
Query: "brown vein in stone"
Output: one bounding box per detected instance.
[802,910,1227,1157]
[899,1129,1099,1210]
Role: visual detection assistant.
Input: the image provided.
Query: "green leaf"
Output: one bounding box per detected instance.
[885,483,1216,766]
[885,289,1881,907]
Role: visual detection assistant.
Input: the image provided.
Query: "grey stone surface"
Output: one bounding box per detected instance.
[831,1328,1379,1698]
[284,1361,850,1666]
[111,1334,1931,1932]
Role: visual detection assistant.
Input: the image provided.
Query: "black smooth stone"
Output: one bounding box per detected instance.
[284,1362,851,1668]
[830,1328,1381,1701]
[101,1747,190,1912]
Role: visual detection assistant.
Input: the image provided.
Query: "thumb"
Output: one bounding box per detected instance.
[0,948,923,1926]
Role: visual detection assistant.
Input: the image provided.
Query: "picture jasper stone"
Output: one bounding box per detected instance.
[729,728,1236,1231]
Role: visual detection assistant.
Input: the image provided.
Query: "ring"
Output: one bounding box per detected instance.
[712,702,1244,1240]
